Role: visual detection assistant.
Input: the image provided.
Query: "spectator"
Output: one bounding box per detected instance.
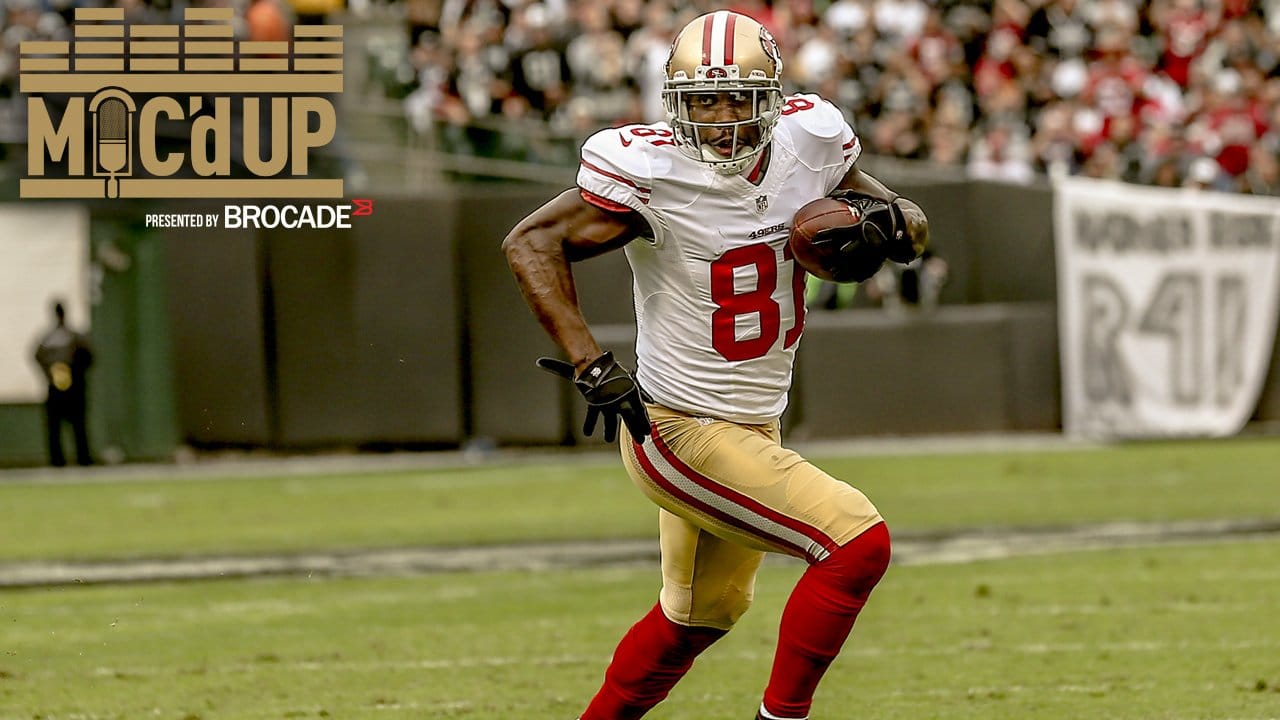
[869,110,926,159]
[911,6,967,87]
[33,301,93,468]
[862,250,949,314]
[1146,154,1185,186]
[1081,28,1150,124]
[610,0,647,39]
[624,4,673,124]
[874,0,929,44]
[508,4,571,122]
[973,25,1020,101]
[1237,138,1280,194]
[825,0,871,38]
[1152,0,1218,88]
[452,25,503,121]
[1184,154,1231,190]
[1026,0,1093,59]
[926,120,970,165]
[1105,113,1147,182]
[1190,68,1269,177]
[968,120,1035,183]
[1087,0,1141,37]
[405,0,444,47]
[564,2,631,126]
[794,23,840,87]
[246,0,293,43]
[1031,100,1080,174]
[1079,139,1126,179]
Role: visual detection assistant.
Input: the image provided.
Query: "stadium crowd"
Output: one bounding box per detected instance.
[402,0,1280,193]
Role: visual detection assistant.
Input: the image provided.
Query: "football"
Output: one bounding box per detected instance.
[787,197,884,283]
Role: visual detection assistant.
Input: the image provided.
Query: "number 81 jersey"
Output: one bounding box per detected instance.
[576,94,861,424]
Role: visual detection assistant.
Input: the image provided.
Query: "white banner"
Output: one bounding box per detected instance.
[1055,176,1280,438]
[0,205,90,403]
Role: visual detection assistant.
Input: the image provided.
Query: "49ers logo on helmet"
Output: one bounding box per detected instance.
[707,67,728,78]
[759,26,781,69]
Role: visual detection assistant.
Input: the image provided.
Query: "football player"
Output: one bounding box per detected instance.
[504,11,929,720]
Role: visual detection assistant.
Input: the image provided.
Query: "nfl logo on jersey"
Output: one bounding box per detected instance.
[756,196,769,214]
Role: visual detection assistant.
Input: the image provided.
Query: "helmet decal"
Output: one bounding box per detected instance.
[759,26,781,72]
[702,11,738,66]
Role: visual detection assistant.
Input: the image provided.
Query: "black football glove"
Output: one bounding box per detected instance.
[537,351,652,444]
[808,222,886,283]
[828,190,917,265]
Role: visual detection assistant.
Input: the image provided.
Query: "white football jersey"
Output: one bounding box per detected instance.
[576,94,861,423]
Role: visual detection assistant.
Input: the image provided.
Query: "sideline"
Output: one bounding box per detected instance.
[2,518,1276,589]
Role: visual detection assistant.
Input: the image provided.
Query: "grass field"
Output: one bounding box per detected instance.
[2,437,1279,719]
[0,437,1277,561]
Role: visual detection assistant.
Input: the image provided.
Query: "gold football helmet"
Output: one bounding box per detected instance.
[662,11,784,175]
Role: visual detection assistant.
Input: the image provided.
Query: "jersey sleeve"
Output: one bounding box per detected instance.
[577,128,655,214]
[577,127,666,246]
[782,93,861,195]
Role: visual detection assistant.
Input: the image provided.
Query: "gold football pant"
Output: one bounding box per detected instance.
[620,404,883,630]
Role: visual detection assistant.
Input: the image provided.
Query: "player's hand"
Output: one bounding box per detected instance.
[828,190,916,264]
[537,352,652,444]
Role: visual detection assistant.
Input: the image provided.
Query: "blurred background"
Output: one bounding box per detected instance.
[1,0,1279,467]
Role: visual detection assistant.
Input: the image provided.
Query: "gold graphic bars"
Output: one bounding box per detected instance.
[19,7,343,93]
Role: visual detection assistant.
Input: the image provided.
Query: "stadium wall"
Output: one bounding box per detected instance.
[157,178,1280,449]
[161,198,467,449]
[3,178,1277,465]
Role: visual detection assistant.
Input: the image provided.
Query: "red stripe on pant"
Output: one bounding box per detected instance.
[648,433,838,560]
[632,436,815,560]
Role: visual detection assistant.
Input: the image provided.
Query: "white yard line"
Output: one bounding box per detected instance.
[14,637,1278,683]
[2,518,1277,589]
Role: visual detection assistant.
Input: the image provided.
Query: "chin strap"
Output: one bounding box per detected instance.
[701,143,760,175]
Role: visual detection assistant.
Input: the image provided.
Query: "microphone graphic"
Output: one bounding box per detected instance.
[89,90,135,199]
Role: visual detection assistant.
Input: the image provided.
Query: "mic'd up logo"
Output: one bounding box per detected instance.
[20,7,343,199]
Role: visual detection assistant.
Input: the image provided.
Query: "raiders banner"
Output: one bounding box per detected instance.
[1054,176,1280,438]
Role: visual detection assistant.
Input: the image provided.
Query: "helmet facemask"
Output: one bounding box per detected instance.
[662,70,783,175]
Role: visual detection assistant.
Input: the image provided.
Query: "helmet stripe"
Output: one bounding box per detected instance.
[709,11,728,66]
[701,15,714,66]
[724,12,737,65]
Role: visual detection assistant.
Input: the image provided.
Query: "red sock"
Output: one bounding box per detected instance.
[761,522,892,719]
[580,603,726,720]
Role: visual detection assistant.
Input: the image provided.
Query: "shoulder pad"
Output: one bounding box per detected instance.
[578,126,657,212]
[781,94,848,140]
[779,93,860,173]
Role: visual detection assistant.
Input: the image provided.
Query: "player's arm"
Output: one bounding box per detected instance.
[833,165,930,262]
[788,94,928,263]
[502,188,646,372]
[504,189,654,444]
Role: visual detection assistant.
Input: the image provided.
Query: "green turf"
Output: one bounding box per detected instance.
[2,539,1277,719]
[1,437,1277,562]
